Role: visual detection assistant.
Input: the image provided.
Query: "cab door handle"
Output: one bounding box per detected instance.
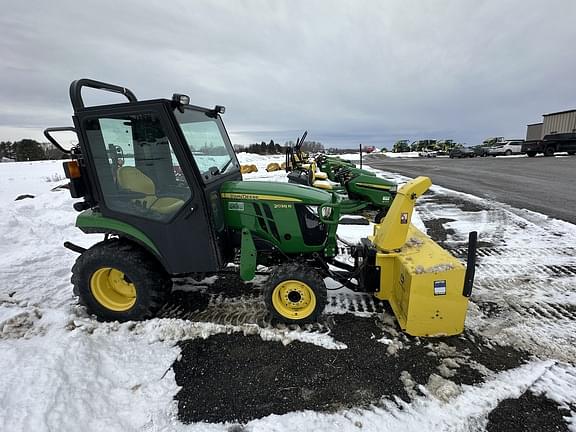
[184,205,196,219]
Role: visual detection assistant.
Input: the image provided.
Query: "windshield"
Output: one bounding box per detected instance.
[174,107,237,179]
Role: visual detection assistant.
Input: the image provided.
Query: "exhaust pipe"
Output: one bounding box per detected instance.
[462,231,478,297]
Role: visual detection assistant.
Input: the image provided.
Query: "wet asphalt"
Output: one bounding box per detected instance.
[365,154,576,224]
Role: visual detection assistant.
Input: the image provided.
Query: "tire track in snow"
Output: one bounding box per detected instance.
[157,289,387,335]
[414,185,576,362]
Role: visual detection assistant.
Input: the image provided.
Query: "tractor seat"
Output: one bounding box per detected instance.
[116,166,184,215]
[308,162,331,188]
[315,171,328,180]
[312,179,333,190]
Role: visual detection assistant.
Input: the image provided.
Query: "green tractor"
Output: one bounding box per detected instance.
[285,133,397,222]
[45,79,477,336]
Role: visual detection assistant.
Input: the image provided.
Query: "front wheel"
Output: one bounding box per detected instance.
[544,146,555,157]
[505,150,512,156]
[71,239,171,321]
[264,264,327,324]
[527,151,537,157]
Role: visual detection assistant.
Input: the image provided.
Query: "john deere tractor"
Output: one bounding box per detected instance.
[46,79,477,337]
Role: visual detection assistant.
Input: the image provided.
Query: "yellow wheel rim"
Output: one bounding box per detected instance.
[271,280,316,320]
[90,267,136,312]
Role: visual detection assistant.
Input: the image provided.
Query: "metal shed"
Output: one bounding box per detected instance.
[542,109,576,136]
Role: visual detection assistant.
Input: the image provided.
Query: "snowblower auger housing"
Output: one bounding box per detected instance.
[48,78,476,336]
[368,177,472,336]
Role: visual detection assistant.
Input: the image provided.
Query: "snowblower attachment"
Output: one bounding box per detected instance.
[370,177,476,336]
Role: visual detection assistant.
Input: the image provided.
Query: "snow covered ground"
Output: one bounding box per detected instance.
[0,156,575,431]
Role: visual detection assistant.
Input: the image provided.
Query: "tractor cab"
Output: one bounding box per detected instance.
[47,79,241,274]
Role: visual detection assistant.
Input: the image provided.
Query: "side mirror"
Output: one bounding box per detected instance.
[43,127,78,154]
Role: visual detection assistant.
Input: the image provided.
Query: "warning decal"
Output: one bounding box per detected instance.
[434,280,447,296]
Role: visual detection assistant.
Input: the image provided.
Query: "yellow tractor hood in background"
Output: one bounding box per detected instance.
[369,176,473,337]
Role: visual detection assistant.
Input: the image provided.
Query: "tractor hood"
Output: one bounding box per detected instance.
[220,181,333,205]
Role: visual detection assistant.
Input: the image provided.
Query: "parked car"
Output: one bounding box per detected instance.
[449,147,476,158]
[488,140,524,156]
[418,150,437,158]
[472,145,491,157]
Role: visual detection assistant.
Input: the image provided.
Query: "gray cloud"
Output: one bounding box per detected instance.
[0,0,575,147]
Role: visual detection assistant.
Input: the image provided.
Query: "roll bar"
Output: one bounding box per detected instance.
[69,78,137,111]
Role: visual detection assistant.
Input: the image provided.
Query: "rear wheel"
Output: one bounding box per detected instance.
[264,264,326,324]
[505,149,512,156]
[527,151,537,157]
[71,239,171,321]
[544,146,555,157]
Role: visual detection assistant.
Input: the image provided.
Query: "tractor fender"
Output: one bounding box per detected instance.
[75,210,168,271]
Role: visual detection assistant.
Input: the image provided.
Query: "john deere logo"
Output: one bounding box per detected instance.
[228,202,244,211]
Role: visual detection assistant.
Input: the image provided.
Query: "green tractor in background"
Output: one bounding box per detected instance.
[392,140,411,153]
[285,132,397,222]
[45,79,477,337]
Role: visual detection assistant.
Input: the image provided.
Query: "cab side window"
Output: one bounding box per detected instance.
[84,112,191,221]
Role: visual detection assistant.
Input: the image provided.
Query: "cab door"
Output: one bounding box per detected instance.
[74,103,223,274]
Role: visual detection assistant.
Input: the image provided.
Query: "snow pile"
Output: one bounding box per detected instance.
[380,151,423,158]
[0,160,67,202]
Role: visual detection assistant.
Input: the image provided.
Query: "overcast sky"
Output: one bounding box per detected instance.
[1,0,575,148]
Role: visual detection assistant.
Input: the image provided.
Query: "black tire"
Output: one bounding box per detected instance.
[544,146,555,157]
[71,239,171,322]
[264,263,327,324]
[505,150,512,156]
[527,151,537,157]
[374,208,388,223]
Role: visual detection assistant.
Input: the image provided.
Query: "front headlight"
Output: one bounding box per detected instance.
[321,206,332,219]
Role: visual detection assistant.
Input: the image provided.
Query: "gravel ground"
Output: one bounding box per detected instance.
[174,313,529,424]
[486,391,571,432]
